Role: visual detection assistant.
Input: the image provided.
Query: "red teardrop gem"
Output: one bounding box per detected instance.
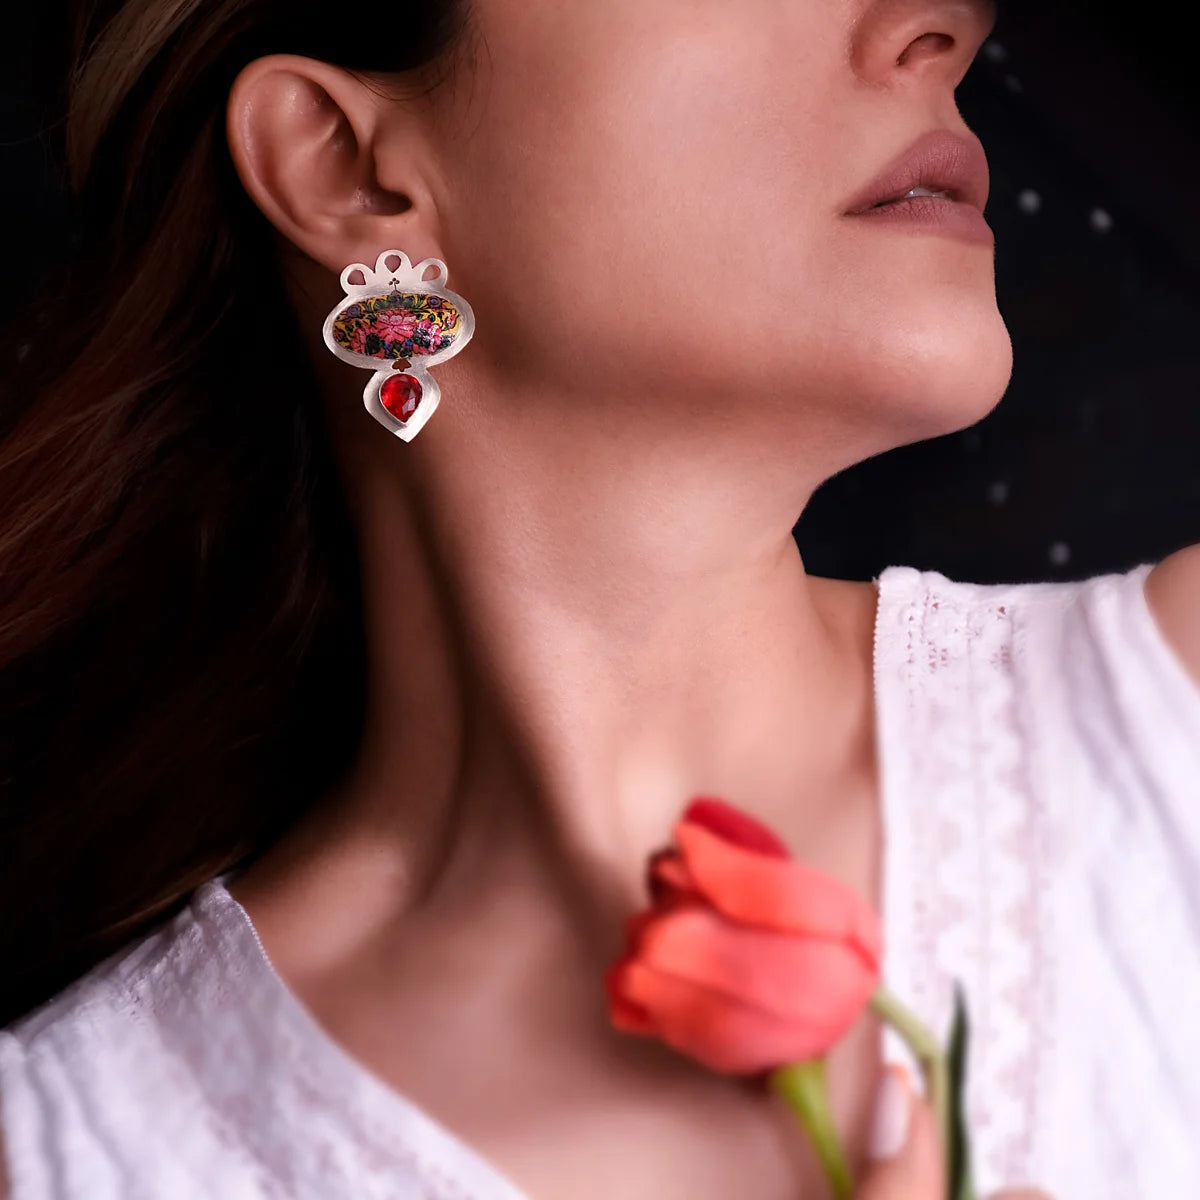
[379,373,423,423]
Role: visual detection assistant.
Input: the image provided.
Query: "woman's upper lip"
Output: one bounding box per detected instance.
[842,129,990,215]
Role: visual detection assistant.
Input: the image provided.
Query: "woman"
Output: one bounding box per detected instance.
[0,0,1196,1196]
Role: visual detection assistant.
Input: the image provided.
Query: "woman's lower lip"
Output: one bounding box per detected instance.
[846,196,994,246]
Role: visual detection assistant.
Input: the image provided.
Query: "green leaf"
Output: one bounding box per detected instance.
[946,982,976,1200]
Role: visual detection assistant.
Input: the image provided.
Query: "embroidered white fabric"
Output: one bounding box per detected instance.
[2,560,1199,1199]
[875,560,1200,1199]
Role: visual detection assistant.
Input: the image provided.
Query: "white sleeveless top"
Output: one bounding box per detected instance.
[3,562,1200,1199]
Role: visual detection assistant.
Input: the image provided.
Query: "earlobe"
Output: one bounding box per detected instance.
[225,54,426,274]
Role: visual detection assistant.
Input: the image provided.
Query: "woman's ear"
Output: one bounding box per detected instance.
[225,54,443,274]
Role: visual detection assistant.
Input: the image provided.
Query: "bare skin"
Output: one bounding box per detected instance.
[211,0,1199,1196]
[227,559,885,1198]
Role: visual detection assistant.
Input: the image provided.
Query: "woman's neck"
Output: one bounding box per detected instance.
[232,366,883,976]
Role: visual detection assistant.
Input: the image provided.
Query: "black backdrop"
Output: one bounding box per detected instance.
[2,0,1197,584]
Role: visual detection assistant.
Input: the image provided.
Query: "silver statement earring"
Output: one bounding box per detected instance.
[321,250,476,442]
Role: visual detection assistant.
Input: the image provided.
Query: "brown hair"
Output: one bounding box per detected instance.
[0,0,473,1026]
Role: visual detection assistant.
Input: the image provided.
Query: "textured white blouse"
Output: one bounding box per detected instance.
[2,561,1199,1199]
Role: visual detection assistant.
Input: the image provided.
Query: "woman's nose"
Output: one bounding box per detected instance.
[850,0,997,90]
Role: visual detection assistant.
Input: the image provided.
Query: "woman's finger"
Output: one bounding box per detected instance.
[854,1065,944,1200]
[852,1065,1055,1200]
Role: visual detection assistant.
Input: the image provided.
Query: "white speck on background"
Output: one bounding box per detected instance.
[987,481,1010,505]
[1090,207,1114,233]
[1004,74,1023,92]
[1049,542,1071,566]
[983,41,1008,62]
[1017,189,1042,215]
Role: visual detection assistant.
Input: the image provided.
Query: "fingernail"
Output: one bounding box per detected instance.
[868,1066,913,1161]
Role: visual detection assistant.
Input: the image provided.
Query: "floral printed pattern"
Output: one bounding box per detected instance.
[331,291,461,360]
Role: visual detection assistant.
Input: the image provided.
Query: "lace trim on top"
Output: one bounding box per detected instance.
[875,564,1058,1190]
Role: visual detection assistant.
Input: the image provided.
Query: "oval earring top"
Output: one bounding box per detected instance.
[320,249,476,443]
[322,250,475,372]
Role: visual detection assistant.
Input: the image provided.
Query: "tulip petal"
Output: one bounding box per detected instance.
[674,820,883,967]
[622,908,659,948]
[604,960,657,1033]
[647,849,702,906]
[616,959,839,1074]
[636,905,876,1041]
[682,797,791,858]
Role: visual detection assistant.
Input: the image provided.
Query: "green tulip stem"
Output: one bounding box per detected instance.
[768,1057,853,1200]
[869,985,950,1161]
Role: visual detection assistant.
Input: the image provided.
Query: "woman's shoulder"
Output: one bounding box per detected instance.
[874,551,1200,829]
[0,877,530,1199]
[1143,541,1200,690]
[2,892,204,1049]
[0,883,245,1198]
[874,554,1200,751]
[873,554,1157,624]
[876,541,1200,671]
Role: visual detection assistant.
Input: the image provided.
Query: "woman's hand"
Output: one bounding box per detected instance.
[854,1066,1051,1200]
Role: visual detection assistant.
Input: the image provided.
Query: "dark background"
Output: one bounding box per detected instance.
[2,0,1197,584]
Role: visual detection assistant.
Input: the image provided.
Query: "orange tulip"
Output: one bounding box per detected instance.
[604,796,884,1075]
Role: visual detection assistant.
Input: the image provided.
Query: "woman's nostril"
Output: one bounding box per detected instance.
[898,31,956,66]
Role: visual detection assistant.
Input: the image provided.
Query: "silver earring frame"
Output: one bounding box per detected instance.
[321,249,476,442]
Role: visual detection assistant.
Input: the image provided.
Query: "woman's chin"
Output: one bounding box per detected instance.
[853,316,1014,448]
